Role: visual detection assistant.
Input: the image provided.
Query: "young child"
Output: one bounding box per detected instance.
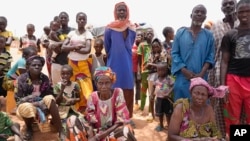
[137,28,154,116]
[54,64,81,119]
[48,20,62,62]
[90,38,106,91]
[0,16,13,51]
[146,38,167,122]
[40,26,50,48]
[162,26,174,68]
[0,96,24,141]
[40,26,52,80]
[0,36,12,108]
[6,46,37,80]
[132,29,144,111]
[19,23,40,52]
[150,62,174,132]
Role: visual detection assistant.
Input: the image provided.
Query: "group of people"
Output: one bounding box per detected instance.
[0,2,137,141]
[168,0,250,141]
[0,0,249,141]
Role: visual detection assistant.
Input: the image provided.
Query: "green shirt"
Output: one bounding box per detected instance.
[0,112,13,140]
[137,41,151,73]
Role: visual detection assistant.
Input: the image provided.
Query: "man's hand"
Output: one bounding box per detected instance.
[224,88,230,103]
[149,95,155,102]
[181,68,195,80]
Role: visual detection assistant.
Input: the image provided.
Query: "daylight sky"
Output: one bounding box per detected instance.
[1,0,225,40]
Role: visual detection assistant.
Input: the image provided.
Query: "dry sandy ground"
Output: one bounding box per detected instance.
[7,43,168,141]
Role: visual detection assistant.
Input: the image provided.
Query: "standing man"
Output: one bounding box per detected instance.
[104,2,136,119]
[221,0,250,137]
[171,4,215,101]
[207,0,238,138]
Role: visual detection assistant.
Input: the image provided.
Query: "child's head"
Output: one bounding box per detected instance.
[157,62,170,77]
[26,24,35,36]
[151,38,162,54]
[53,16,60,24]
[22,46,38,60]
[94,38,104,54]
[50,21,60,32]
[145,28,154,42]
[0,35,6,49]
[135,30,144,45]
[162,26,175,40]
[61,65,73,82]
[0,16,7,32]
[43,26,51,36]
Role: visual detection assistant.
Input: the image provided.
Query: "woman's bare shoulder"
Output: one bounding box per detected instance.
[205,104,214,113]
[173,103,184,114]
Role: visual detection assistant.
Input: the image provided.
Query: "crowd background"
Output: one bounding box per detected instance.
[1,0,223,41]
[0,0,247,141]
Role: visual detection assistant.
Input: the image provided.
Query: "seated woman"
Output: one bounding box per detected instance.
[54,64,82,137]
[66,66,136,141]
[3,46,37,114]
[14,55,64,140]
[168,77,228,141]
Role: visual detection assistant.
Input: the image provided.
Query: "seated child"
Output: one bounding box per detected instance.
[0,96,24,141]
[54,64,81,119]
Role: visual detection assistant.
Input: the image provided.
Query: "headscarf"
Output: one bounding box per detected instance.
[107,2,136,32]
[26,55,45,67]
[94,66,116,83]
[189,77,228,98]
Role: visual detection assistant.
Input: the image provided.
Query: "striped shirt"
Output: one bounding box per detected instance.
[0,49,12,77]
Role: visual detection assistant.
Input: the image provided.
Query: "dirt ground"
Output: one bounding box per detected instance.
[7,42,168,141]
[8,109,168,141]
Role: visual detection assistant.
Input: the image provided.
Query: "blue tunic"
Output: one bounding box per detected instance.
[104,28,136,89]
[171,27,215,101]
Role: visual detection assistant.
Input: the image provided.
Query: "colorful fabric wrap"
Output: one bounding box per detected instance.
[94,66,116,83]
[189,77,228,98]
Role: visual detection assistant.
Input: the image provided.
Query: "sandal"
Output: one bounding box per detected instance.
[129,120,136,128]
[146,114,154,123]
[24,128,33,141]
[155,125,163,132]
